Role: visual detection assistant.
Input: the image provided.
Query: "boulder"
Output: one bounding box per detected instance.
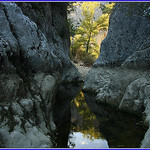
[119,78,148,114]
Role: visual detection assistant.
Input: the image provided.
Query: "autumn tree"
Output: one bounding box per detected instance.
[70,2,115,65]
[100,2,115,15]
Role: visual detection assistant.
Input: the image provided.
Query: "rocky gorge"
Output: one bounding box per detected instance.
[0,2,150,148]
[83,2,150,148]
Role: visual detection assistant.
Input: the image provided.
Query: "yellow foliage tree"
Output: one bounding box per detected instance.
[71,2,114,54]
[70,2,115,65]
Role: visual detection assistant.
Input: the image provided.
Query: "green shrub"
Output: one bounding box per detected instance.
[82,53,96,66]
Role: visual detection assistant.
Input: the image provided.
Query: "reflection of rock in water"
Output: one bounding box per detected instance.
[52,83,81,148]
[84,93,147,148]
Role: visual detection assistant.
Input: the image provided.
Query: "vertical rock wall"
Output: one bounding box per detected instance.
[0,2,80,148]
[84,2,150,147]
[94,3,150,68]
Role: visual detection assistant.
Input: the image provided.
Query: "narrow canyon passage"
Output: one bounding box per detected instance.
[52,83,147,148]
[1,2,150,148]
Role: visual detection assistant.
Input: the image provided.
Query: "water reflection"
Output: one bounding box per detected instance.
[68,132,108,148]
[71,90,105,139]
[53,84,147,148]
[84,93,147,148]
[52,83,81,148]
[69,89,108,148]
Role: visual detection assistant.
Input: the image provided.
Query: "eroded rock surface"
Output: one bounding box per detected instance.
[94,3,150,68]
[84,2,150,148]
[0,2,80,148]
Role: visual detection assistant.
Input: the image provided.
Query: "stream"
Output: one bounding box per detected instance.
[52,84,147,148]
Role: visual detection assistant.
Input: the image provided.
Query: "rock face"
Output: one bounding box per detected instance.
[0,2,80,148]
[84,93,147,148]
[94,3,150,68]
[84,2,150,148]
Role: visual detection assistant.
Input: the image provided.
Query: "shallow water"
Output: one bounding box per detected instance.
[53,84,147,148]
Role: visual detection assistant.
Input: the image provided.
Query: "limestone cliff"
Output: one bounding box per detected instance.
[0,2,80,148]
[94,3,150,68]
[84,3,150,147]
